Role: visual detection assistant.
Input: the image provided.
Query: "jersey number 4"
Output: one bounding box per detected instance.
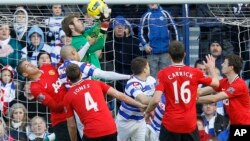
[85,92,99,111]
[173,80,191,104]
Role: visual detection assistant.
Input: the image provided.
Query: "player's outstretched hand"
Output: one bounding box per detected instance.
[99,4,111,22]
[203,54,215,71]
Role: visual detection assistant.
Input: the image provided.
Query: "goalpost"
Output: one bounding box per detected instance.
[0,1,250,140]
[1,0,250,4]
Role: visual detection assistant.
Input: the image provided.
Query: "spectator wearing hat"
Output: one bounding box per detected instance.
[105,15,145,92]
[0,65,16,115]
[138,4,178,78]
[21,25,61,67]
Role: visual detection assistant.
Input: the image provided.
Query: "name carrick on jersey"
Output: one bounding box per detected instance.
[214,76,250,125]
[30,64,67,127]
[156,65,212,133]
[118,76,156,121]
[63,80,116,138]
[58,60,96,89]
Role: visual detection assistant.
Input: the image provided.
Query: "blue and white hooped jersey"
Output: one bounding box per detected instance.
[57,60,96,89]
[45,17,64,46]
[147,95,166,134]
[118,76,156,121]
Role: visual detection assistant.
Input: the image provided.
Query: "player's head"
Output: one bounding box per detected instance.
[168,41,185,63]
[37,50,52,67]
[16,59,40,79]
[222,54,243,75]
[62,13,84,37]
[194,59,206,76]
[66,63,81,83]
[131,57,150,76]
[60,45,80,61]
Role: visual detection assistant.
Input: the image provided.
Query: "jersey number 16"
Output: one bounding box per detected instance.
[173,80,191,104]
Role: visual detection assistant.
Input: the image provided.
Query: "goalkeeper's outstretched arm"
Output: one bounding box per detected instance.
[93,68,131,80]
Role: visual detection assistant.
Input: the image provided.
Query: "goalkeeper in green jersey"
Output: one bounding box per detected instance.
[61,4,111,69]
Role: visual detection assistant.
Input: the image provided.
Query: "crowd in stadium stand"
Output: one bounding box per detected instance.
[0,3,250,141]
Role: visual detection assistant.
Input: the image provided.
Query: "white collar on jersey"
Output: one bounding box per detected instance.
[71,79,83,87]
[170,62,185,67]
[228,74,239,84]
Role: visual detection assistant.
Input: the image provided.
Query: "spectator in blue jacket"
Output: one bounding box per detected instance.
[138,4,178,78]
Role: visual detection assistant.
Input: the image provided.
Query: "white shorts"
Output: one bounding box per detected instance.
[145,125,159,141]
[116,114,146,141]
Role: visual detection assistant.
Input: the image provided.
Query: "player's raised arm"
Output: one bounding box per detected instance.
[107,87,147,109]
[203,54,219,87]
[198,91,228,104]
[93,68,131,80]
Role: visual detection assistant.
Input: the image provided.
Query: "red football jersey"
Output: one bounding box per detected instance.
[64,80,116,138]
[214,76,250,125]
[30,64,68,127]
[156,65,212,133]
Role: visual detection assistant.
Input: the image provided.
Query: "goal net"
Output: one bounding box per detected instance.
[207,3,250,81]
[0,3,249,140]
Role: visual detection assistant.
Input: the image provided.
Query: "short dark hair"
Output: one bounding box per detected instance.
[66,63,81,83]
[37,50,52,62]
[225,54,243,75]
[197,115,204,125]
[194,59,205,68]
[61,13,79,37]
[168,41,185,63]
[131,57,148,75]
